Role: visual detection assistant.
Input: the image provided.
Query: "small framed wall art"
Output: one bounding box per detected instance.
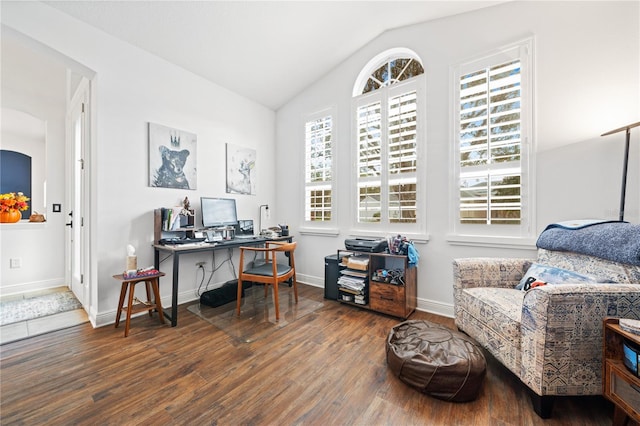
[226,143,256,195]
[149,122,197,190]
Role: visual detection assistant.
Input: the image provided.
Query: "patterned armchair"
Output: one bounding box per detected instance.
[453,249,640,418]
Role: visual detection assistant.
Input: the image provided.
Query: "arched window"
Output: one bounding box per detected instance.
[352,48,425,232]
[353,48,424,95]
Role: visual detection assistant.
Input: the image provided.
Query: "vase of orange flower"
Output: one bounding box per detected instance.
[0,192,29,223]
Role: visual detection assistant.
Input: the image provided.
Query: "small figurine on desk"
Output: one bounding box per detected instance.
[181,196,194,216]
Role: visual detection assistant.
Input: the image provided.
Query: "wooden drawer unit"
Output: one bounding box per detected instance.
[370,282,406,318]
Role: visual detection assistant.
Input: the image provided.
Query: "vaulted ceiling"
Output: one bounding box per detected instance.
[44,1,507,110]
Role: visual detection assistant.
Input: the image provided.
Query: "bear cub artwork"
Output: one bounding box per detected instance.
[154,145,191,189]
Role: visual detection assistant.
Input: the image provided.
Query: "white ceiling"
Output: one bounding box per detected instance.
[44,1,507,110]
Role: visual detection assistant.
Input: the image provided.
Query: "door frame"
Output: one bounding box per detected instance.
[65,76,94,320]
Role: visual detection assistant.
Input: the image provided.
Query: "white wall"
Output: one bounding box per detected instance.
[276,1,640,316]
[2,2,277,326]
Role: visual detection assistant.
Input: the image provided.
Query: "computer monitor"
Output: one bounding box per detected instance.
[200,197,238,228]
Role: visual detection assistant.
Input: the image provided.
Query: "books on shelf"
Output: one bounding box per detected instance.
[337,276,366,292]
[160,207,194,231]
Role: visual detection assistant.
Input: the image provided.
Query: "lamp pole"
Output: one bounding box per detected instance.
[601,121,640,221]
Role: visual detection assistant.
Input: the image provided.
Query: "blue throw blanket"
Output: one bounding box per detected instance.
[536,221,640,266]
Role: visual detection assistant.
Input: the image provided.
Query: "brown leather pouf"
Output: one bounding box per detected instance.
[386,320,486,402]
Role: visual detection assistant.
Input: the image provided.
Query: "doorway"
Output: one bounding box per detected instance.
[1,27,95,328]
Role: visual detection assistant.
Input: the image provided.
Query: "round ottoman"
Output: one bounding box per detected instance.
[386,320,486,402]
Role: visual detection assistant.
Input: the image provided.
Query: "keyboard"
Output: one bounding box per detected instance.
[160,237,206,245]
[235,235,257,240]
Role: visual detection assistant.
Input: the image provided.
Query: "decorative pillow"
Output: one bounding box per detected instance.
[516,263,603,291]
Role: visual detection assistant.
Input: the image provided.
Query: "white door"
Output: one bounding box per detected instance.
[67,78,89,306]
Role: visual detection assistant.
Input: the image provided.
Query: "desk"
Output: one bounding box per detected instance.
[154,235,292,326]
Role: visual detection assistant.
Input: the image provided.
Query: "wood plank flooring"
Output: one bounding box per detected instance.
[0,284,623,425]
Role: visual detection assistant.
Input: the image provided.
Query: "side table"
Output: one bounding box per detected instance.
[113,272,166,337]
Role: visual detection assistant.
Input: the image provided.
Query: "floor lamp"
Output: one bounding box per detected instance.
[601,121,640,221]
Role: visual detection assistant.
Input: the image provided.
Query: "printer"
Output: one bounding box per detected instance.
[345,238,388,253]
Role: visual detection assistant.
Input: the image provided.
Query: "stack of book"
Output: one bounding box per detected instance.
[338,255,369,305]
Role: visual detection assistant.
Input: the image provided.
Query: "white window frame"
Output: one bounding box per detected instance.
[448,38,536,248]
[300,107,338,235]
[351,76,427,239]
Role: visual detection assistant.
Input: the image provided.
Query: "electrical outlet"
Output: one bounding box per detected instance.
[10,258,21,269]
[196,261,206,267]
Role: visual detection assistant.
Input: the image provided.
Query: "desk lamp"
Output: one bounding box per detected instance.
[259,204,269,234]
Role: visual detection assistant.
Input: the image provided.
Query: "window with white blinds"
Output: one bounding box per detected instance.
[356,100,382,222]
[304,112,334,222]
[453,39,534,239]
[355,80,420,226]
[388,91,418,223]
[459,59,522,224]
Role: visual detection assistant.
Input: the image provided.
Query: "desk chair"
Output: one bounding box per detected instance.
[236,241,297,320]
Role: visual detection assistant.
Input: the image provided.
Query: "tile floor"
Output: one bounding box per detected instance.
[0,287,89,345]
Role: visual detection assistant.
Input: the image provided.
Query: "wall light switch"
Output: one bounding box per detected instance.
[10,258,21,269]
[53,204,61,213]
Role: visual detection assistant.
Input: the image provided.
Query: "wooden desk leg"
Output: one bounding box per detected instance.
[151,277,165,325]
[115,282,128,328]
[124,282,136,337]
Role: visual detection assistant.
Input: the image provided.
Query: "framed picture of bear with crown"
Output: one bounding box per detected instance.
[148,122,197,190]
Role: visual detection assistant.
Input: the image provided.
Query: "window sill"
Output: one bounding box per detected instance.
[446,234,536,250]
[348,229,430,244]
[298,227,340,237]
[0,221,48,230]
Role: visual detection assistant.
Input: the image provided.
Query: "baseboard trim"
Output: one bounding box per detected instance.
[416,297,454,318]
[0,278,66,297]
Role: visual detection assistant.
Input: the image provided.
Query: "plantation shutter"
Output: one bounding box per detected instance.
[459,59,522,225]
[356,101,382,223]
[388,89,417,223]
[305,115,333,221]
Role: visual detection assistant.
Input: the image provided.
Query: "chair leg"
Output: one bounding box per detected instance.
[273,281,280,320]
[236,278,244,316]
[530,393,554,419]
[292,273,298,303]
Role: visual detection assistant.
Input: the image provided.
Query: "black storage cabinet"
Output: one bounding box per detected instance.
[324,254,339,300]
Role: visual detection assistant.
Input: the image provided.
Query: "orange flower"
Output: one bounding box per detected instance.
[0,192,29,212]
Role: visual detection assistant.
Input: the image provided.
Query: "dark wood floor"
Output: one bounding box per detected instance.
[0,284,622,425]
